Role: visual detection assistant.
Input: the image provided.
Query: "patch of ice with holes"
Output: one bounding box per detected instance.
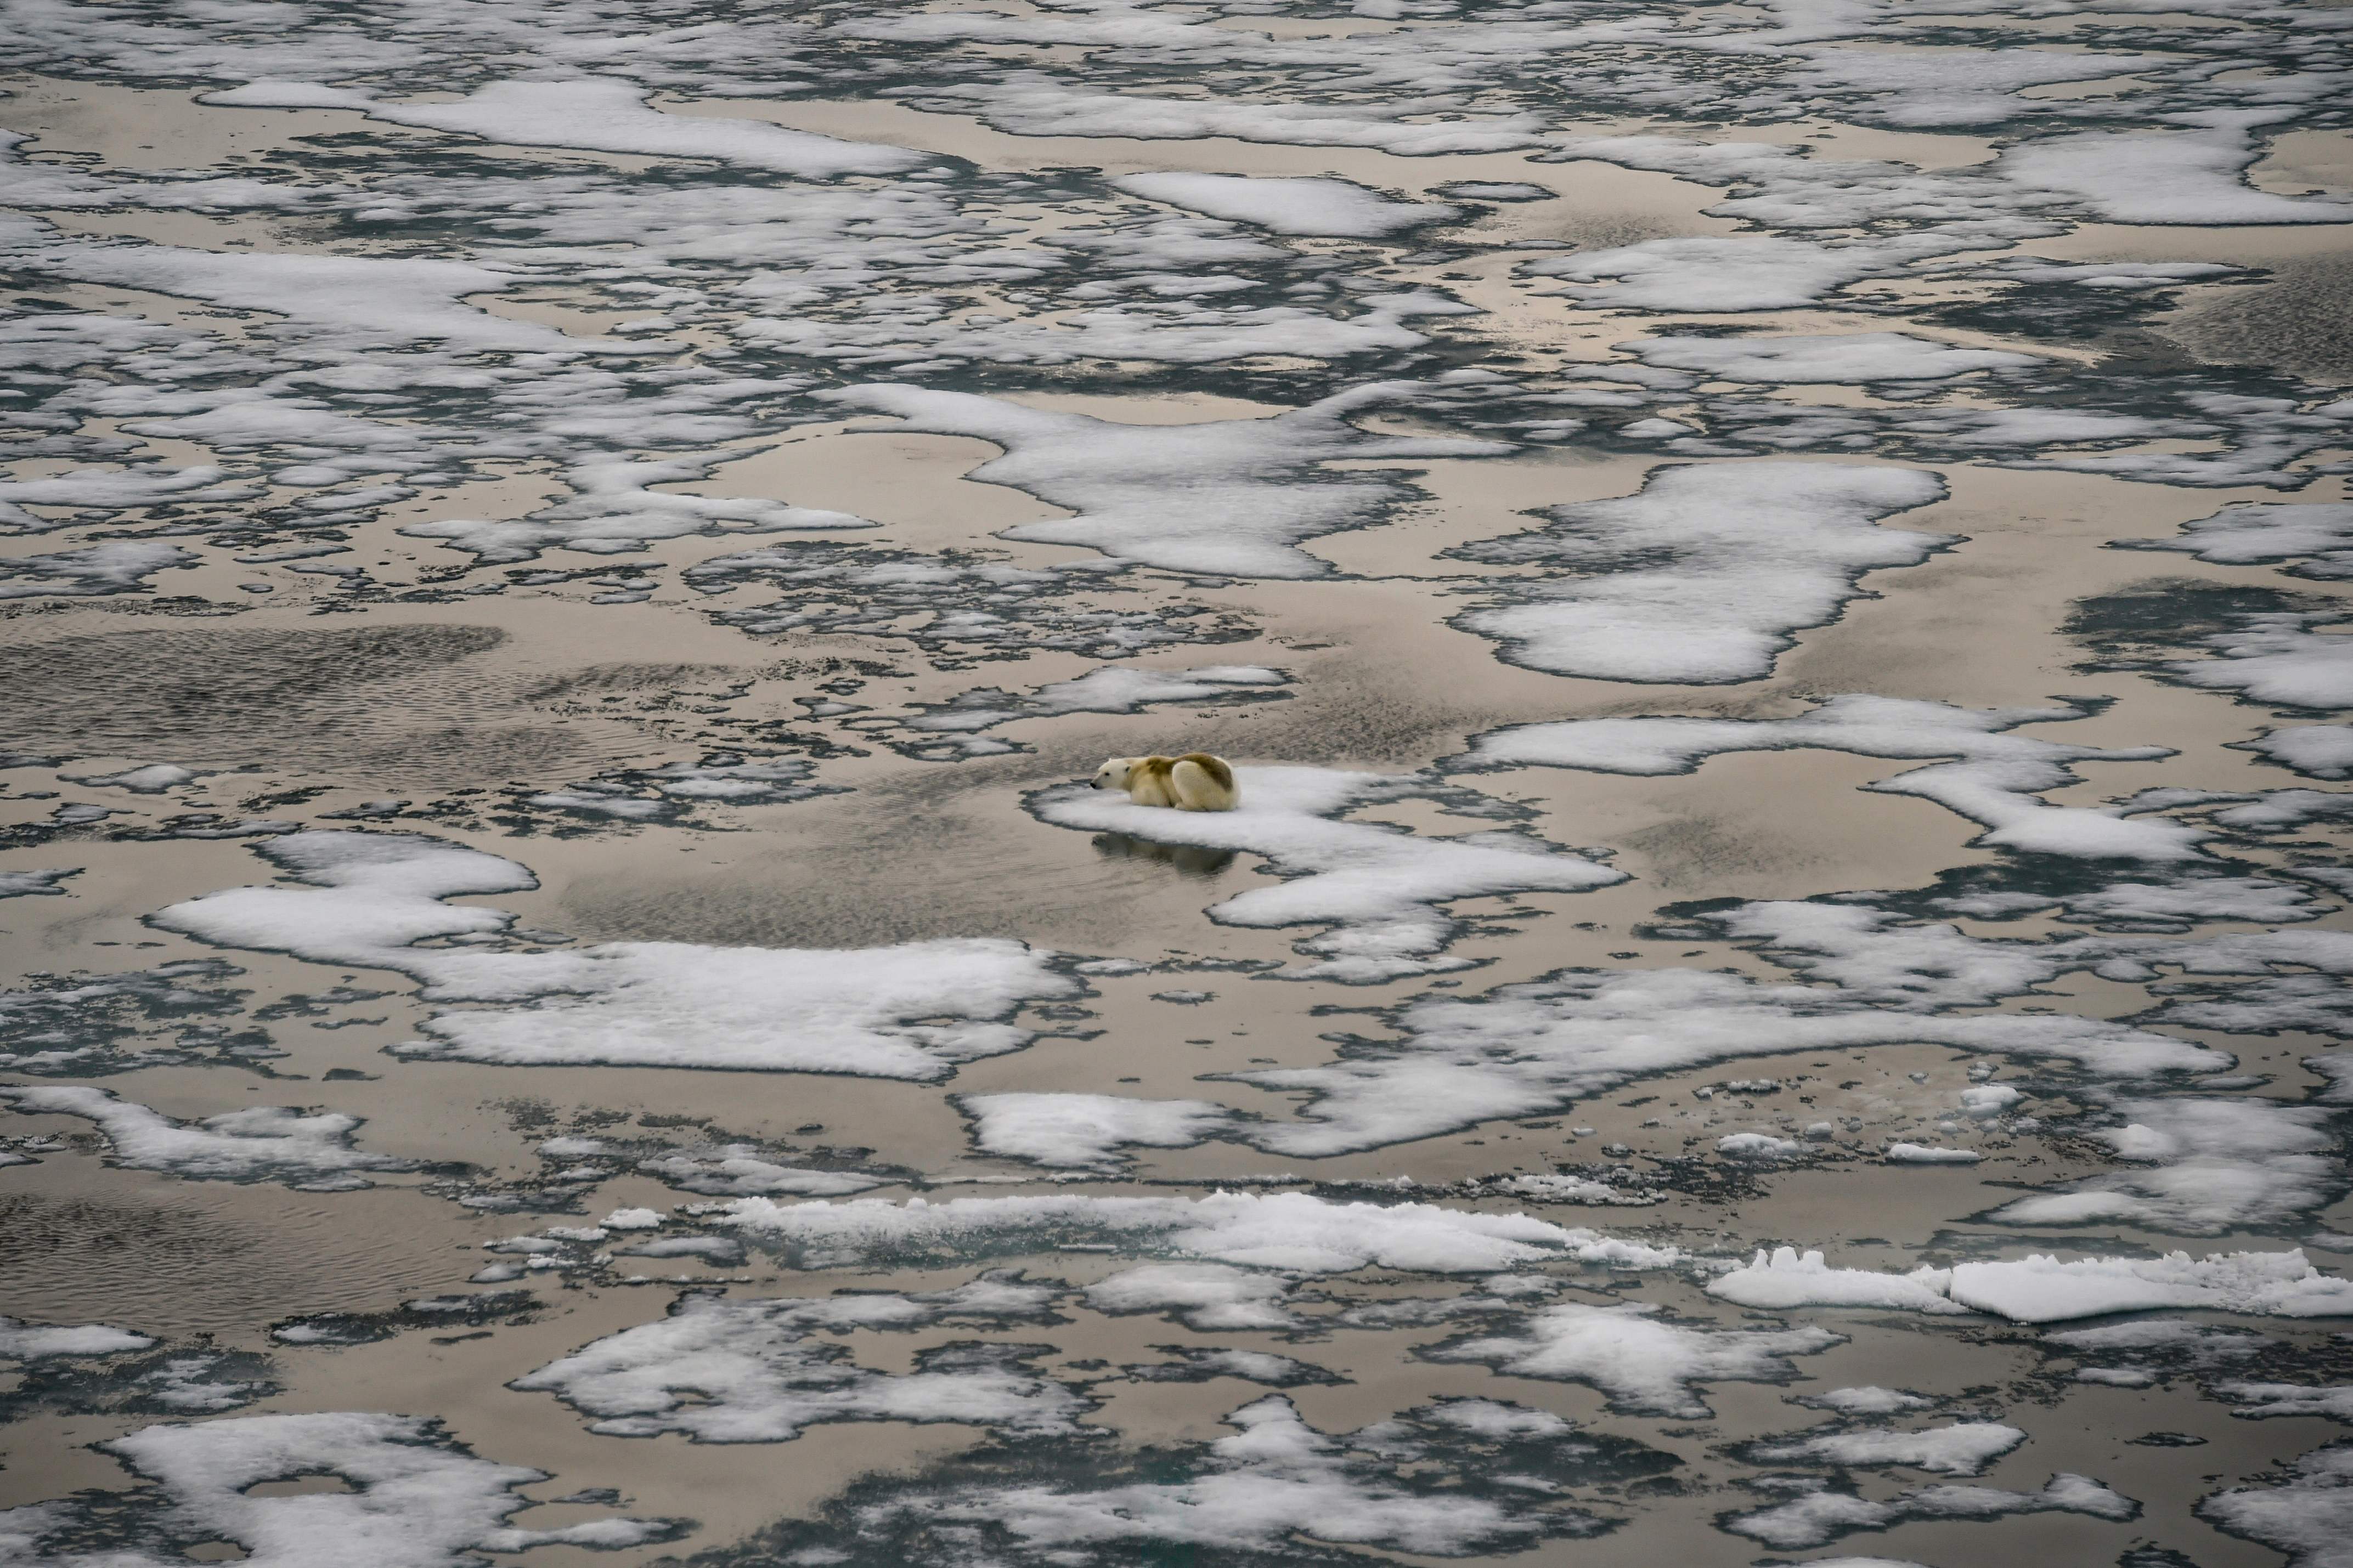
[0,1410,679,1564]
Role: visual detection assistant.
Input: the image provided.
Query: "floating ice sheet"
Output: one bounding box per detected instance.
[1425,1301,1842,1418]
[514,1276,1082,1444]
[715,1191,1678,1275]
[0,1411,679,1565]
[0,1084,416,1190]
[827,382,1507,580]
[1446,463,1950,684]
[1459,695,2208,861]
[151,832,1078,1077]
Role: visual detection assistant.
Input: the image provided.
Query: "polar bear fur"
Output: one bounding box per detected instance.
[1091,752,1238,812]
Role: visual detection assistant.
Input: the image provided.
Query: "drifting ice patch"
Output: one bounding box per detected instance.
[2200,1442,2353,1568]
[2215,1383,2353,1423]
[1459,694,2209,861]
[1747,1420,2027,1476]
[1723,1470,2135,1549]
[1122,1347,1342,1386]
[1219,963,2218,1158]
[2238,726,2353,780]
[1999,127,2353,227]
[0,868,76,898]
[0,1411,679,1564]
[1523,235,1926,312]
[8,236,586,350]
[714,1190,1678,1275]
[1718,1132,1808,1161]
[637,1147,882,1198]
[211,78,927,179]
[1885,1142,1983,1164]
[0,1084,416,1189]
[0,463,234,534]
[1110,173,1459,237]
[1953,1249,2353,1323]
[513,1276,1084,1443]
[1628,332,2041,384]
[1425,1301,1841,1418]
[150,832,1077,1077]
[1083,1264,1298,1331]
[1031,767,1623,982]
[2165,615,2353,712]
[826,382,1509,579]
[1712,1249,1970,1315]
[1447,463,1949,684]
[403,454,873,563]
[720,1391,1663,1566]
[0,1317,155,1359]
[1987,1095,2339,1234]
[0,541,198,600]
[905,665,1288,740]
[958,1093,1243,1169]
[1709,1246,2353,1322]
[2122,501,2353,580]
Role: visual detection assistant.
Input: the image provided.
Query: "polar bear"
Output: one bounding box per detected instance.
[1090,752,1239,812]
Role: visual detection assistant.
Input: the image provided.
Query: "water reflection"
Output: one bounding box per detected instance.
[1091,831,1237,878]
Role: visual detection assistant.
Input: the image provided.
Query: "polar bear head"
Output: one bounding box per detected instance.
[1090,757,1140,790]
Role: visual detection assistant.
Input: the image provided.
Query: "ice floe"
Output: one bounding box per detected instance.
[958,1094,1243,1170]
[1629,332,2042,384]
[1723,1470,2135,1549]
[1459,695,2210,860]
[513,1276,1083,1443]
[1747,1420,2027,1476]
[0,1084,415,1189]
[2199,1442,2353,1568]
[1712,1249,1971,1315]
[1083,1264,1299,1331]
[1712,1246,2353,1322]
[1425,1301,1841,1417]
[151,832,1077,1077]
[1446,463,1949,684]
[1987,1095,2339,1233]
[715,1191,1677,1275]
[212,78,928,179]
[1110,173,1458,239]
[0,1318,155,1359]
[722,1392,1668,1565]
[0,1411,679,1564]
[827,382,1507,580]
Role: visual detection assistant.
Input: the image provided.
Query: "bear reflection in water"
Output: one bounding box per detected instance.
[1091,831,1237,878]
